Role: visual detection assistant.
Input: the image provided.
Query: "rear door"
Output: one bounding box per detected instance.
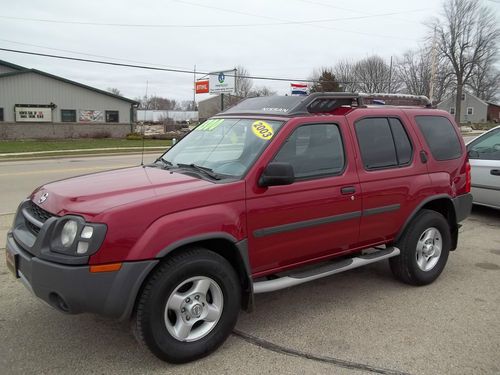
[467,127,500,208]
[346,109,430,247]
[245,118,361,276]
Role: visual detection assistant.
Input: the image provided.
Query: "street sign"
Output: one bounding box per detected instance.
[209,70,235,94]
[195,80,209,94]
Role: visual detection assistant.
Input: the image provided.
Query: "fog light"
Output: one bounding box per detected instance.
[81,226,94,239]
[77,241,89,254]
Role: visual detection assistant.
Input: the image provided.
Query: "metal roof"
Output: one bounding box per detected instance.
[0,61,139,105]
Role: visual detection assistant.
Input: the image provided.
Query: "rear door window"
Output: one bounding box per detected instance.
[355,117,413,170]
[415,116,462,161]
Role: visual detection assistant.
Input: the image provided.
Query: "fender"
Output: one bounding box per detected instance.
[395,194,459,249]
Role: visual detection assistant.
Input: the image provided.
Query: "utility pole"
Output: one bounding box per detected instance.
[388,56,393,93]
[429,26,438,104]
[193,64,196,111]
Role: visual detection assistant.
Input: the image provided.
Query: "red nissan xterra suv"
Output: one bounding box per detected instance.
[6,93,472,363]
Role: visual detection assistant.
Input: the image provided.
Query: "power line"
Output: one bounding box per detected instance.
[0,38,193,71]
[0,9,427,29]
[172,0,419,41]
[0,47,400,85]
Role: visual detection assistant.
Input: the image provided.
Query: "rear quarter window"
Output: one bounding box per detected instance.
[415,116,462,161]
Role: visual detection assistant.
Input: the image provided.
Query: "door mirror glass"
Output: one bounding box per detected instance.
[467,149,479,159]
[259,162,295,187]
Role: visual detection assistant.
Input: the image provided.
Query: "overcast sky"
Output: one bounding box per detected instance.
[0,0,498,103]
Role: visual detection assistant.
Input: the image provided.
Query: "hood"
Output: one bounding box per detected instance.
[31,166,213,217]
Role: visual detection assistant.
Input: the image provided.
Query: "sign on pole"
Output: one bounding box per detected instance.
[209,70,236,94]
[195,80,209,94]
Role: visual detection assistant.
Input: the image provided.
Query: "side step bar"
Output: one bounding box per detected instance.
[253,247,400,294]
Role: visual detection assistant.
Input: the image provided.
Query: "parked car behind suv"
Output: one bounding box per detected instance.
[6,93,472,363]
[466,125,500,209]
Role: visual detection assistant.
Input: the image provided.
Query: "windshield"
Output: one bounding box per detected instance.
[161,118,284,178]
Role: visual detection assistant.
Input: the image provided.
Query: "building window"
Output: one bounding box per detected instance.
[461,93,466,100]
[450,107,455,115]
[61,109,76,122]
[467,107,474,115]
[105,111,119,123]
[0,108,3,121]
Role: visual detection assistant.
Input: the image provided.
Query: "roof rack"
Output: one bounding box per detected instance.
[221,92,432,117]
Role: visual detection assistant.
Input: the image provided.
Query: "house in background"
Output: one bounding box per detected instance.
[437,91,500,123]
[0,59,138,140]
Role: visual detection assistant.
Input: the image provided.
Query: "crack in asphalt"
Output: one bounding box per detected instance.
[233,330,412,375]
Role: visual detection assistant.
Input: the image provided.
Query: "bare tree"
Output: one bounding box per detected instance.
[248,86,277,97]
[333,60,356,92]
[395,47,455,103]
[234,65,253,97]
[429,0,499,122]
[107,87,122,96]
[352,55,396,93]
[466,54,500,102]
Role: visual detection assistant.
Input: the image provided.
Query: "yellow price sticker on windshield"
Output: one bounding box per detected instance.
[251,121,274,140]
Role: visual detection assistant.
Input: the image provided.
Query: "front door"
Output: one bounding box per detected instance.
[467,127,500,208]
[246,119,361,276]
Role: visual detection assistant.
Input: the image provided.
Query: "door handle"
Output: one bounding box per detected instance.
[491,169,500,176]
[341,186,356,195]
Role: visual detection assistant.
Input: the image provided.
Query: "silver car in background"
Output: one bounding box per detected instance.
[466,125,500,210]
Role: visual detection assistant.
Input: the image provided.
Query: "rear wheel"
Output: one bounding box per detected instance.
[134,248,241,363]
[390,209,451,286]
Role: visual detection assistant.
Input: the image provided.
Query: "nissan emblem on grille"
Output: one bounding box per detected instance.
[38,192,49,204]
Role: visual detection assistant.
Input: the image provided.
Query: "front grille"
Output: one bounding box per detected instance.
[24,201,56,235]
[28,201,55,222]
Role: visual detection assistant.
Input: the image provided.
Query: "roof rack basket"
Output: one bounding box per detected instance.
[221,92,432,117]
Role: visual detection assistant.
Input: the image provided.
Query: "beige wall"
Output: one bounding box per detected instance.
[0,122,131,140]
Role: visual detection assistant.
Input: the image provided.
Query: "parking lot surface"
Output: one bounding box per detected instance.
[0,153,499,374]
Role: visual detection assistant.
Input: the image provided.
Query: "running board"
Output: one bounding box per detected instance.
[253,247,400,294]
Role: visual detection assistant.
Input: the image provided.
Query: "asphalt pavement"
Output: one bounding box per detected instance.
[0,147,499,374]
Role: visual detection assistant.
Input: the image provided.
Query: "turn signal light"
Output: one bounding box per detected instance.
[89,263,122,273]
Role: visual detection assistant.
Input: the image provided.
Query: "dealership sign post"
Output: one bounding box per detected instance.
[208,69,236,111]
[209,70,236,95]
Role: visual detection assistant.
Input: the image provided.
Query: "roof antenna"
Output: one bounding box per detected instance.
[140,80,148,167]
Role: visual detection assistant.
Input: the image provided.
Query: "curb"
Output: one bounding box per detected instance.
[0,150,163,162]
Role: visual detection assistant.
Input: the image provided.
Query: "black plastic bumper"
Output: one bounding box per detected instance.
[452,193,473,223]
[6,232,158,321]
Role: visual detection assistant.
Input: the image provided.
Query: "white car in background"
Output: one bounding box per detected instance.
[466,125,500,210]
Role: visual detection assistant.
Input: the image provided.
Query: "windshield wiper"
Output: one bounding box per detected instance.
[176,163,221,180]
[151,158,173,169]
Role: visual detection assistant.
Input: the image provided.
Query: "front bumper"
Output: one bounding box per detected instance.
[6,231,158,320]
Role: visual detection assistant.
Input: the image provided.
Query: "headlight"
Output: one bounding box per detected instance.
[49,215,107,258]
[61,220,78,247]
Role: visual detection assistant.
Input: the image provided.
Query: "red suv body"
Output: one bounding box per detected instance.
[6,93,472,363]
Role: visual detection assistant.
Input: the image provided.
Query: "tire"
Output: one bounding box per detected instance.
[389,209,451,286]
[134,248,241,363]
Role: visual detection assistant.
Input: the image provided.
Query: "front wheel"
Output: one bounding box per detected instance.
[134,248,241,363]
[390,209,451,286]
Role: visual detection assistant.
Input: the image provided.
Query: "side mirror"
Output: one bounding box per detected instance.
[259,162,295,187]
[467,149,479,159]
